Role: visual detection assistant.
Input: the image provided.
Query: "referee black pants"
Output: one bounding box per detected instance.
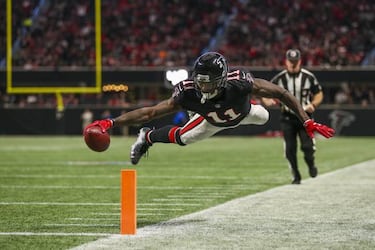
[280,114,316,180]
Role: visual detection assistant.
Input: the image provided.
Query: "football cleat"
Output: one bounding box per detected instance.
[309,166,318,178]
[291,178,301,185]
[130,127,152,165]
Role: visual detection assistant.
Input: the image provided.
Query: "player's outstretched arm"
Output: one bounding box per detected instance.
[85,98,180,132]
[252,78,309,121]
[252,78,335,138]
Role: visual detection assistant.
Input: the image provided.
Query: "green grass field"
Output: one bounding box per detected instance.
[0,136,374,249]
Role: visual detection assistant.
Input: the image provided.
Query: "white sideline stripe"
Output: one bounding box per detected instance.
[0,232,113,236]
[92,208,184,213]
[91,213,119,216]
[139,203,200,206]
[44,224,117,227]
[0,202,199,206]
[137,208,184,211]
[0,146,83,151]
[152,198,213,201]
[71,159,375,250]
[68,218,119,221]
[0,185,247,190]
[139,186,250,190]
[67,214,165,221]
[66,161,131,166]
[0,185,119,189]
[137,213,166,216]
[167,195,226,198]
[0,202,118,206]
[0,174,236,180]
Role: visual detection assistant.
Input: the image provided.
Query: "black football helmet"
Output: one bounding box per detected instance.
[193,52,228,102]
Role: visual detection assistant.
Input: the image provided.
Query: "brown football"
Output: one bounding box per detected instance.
[84,126,110,152]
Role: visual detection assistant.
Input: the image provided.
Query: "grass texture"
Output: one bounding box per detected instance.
[0,135,374,249]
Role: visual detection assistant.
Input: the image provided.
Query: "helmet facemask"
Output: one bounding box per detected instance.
[195,74,223,102]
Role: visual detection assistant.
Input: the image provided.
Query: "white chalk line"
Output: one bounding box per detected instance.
[0,185,250,191]
[0,232,112,236]
[0,202,118,206]
[44,224,118,227]
[0,202,200,207]
[0,174,236,180]
[0,146,83,151]
[152,198,214,201]
[90,213,119,216]
[167,194,227,198]
[67,218,119,221]
[137,208,184,211]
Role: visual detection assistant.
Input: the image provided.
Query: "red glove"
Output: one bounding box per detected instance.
[304,119,335,139]
[85,119,114,133]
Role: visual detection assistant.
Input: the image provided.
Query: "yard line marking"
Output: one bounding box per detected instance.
[94,208,184,212]
[0,202,118,206]
[44,224,118,227]
[167,195,227,198]
[0,146,82,151]
[0,185,248,191]
[139,203,200,206]
[0,161,130,166]
[66,161,131,166]
[138,186,248,190]
[0,174,118,179]
[138,208,184,211]
[0,185,118,189]
[152,198,214,201]
[67,214,166,220]
[0,232,113,236]
[67,218,119,221]
[0,174,236,180]
[0,202,199,207]
[137,213,166,216]
[90,213,119,216]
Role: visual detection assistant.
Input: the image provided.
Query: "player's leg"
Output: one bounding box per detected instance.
[281,118,300,184]
[177,113,222,145]
[241,104,269,125]
[130,114,222,164]
[298,128,318,177]
[148,113,221,145]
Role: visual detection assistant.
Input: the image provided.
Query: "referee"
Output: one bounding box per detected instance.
[271,49,323,184]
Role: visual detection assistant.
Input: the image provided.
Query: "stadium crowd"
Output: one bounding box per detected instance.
[220,0,374,67]
[0,0,374,108]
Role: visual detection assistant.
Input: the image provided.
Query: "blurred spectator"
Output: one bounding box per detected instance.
[101,109,112,120]
[334,82,352,105]
[2,0,375,108]
[351,84,374,107]
[81,108,93,131]
[219,0,374,67]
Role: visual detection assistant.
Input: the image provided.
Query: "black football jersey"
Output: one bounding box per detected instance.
[172,69,254,127]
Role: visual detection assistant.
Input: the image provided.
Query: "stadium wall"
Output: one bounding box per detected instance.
[1,68,375,88]
[1,68,374,136]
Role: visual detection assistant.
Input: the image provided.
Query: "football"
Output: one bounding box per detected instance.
[83,126,110,152]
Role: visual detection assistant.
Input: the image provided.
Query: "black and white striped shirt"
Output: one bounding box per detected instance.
[271,68,322,115]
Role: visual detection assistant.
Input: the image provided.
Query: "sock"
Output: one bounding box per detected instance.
[148,125,175,143]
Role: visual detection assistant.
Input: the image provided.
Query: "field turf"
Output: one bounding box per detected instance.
[0,136,374,249]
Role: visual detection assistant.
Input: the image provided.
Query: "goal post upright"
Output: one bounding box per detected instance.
[6,0,103,97]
